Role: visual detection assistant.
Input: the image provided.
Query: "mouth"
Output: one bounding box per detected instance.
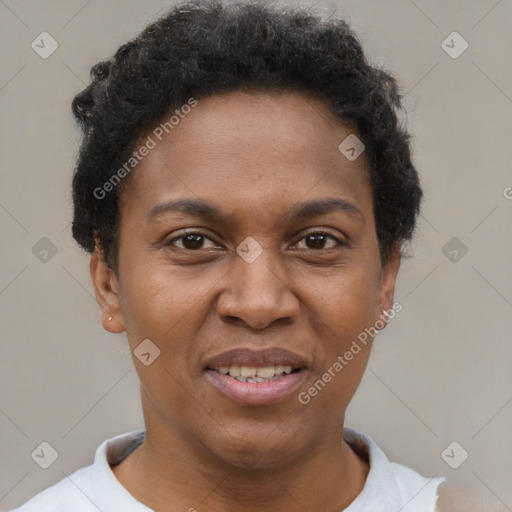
[203,348,308,406]
[207,363,302,381]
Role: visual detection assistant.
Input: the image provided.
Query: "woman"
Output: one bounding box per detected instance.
[12,0,445,510]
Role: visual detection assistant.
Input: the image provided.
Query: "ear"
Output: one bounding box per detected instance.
[376,242,401,330]
[89,250,126,334]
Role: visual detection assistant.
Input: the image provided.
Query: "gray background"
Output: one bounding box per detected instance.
[1,0,511,510]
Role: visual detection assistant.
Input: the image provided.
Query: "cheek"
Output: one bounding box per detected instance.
[304,264,380,333]
[299,262,380,390]
[118,260,222,377]
[117,262,195,344]
[298,339,372,429]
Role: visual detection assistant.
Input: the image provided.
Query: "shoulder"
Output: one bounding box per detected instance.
[9,430,147,512]
[9,465,97,512]
[388,460,446,511]
[343,427,445,512]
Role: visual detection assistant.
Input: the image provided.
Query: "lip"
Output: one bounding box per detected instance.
[204,367,307,406]
[203,347,308,370]
[202,347,309,406]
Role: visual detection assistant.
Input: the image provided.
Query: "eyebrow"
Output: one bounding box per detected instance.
[288,197,364,223]
[147,197,364,224]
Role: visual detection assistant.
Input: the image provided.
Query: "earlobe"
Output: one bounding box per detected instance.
[376,243,401,330]
[89,252,126,334]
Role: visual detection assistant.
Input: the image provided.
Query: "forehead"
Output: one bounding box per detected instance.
[120,90,372,221]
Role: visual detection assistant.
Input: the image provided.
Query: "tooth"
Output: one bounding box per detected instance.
[256,366,275,378]
[223,365,295,380]
[240,366,257,377]
[229,366,241,377]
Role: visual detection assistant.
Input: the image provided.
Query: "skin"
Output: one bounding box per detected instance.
[90,90,401,512]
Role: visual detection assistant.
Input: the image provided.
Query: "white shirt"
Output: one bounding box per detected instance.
[11,428,445,511]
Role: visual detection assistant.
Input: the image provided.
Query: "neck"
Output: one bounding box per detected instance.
[112,420,369,512]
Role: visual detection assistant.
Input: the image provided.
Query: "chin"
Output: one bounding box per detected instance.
[206,425,309,471]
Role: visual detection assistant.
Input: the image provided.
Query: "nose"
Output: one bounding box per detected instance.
[216,248,300,331]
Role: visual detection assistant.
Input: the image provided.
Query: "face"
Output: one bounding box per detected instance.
[91,90,400,469]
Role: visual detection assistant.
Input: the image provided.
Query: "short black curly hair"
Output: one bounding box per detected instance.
[71,0,422,273]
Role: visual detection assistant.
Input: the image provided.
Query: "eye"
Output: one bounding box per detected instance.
[292,231,344,250]
[165,230,220,251]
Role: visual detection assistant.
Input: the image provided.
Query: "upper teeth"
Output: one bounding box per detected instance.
[217,365,293,379]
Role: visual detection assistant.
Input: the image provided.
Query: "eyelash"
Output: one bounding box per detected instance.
[165,230,346,251]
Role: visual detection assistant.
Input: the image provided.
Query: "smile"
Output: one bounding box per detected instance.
[211,364,299,382]
[202,347,309,405]
[204,365,307,406]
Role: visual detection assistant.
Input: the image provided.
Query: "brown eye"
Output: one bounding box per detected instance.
[294,232,342,250]
[181,233,206,250]
[166,231,219,250]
